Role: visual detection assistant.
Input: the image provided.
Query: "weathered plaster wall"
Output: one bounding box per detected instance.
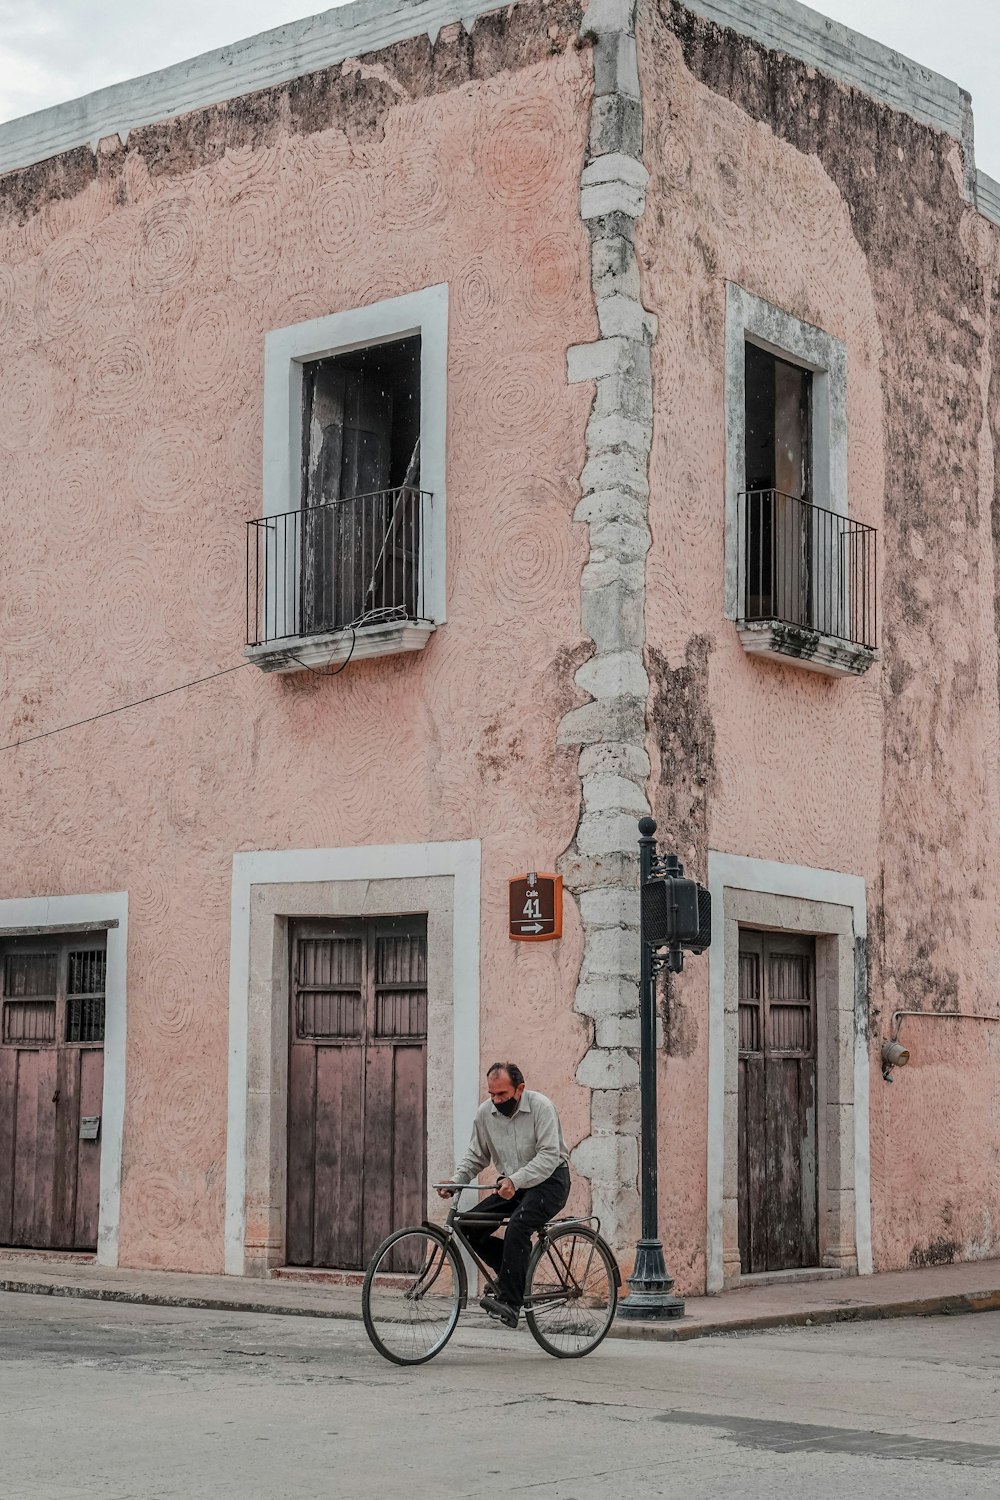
[0,5,600,1271]
[637,0,1000,1284]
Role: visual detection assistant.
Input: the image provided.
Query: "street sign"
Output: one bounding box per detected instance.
[509,872,562,942]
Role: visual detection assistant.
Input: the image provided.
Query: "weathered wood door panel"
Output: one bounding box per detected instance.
[738,931,818,1274]
[287,917,427,1270]
[73,1045,105,1248]
[10,1048,56,1246]
[312,1044,365,1269]
[0,938,106,1251]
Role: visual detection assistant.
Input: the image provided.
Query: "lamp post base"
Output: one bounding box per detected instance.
[617,1238,686,1321]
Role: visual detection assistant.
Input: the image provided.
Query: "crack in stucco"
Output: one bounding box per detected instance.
[558,0,658,1251]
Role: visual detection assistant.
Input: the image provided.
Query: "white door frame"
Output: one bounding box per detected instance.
[706,851,872,1291]
[0,891,128,1267]
[224,840,481,1276]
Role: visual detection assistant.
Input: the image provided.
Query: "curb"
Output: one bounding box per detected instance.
[609,1288,1000,1341]
[0,1279,361,1324]
[2,1277,999,1340]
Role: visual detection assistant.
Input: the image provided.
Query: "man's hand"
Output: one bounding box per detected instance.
[497,1177,516,1201]
[437,1185,457,1199]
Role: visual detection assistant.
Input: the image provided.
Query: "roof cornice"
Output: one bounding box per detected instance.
[0,0,512,179]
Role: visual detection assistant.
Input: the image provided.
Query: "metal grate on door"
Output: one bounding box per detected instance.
[66,950,107,1044]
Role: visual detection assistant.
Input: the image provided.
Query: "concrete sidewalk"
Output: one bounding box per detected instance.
[1,1252,998,1341]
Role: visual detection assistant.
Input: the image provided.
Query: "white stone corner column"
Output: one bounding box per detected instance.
[558,0,657,1257]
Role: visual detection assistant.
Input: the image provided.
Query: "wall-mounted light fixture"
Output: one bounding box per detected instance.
[880,1038,910,1083]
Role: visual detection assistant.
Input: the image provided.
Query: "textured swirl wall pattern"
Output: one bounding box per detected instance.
[0,4,596,1273]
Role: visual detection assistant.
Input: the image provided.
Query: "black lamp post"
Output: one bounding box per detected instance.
[617,817,685,1320]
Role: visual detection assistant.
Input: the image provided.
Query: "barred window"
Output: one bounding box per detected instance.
[66,948,107,1044]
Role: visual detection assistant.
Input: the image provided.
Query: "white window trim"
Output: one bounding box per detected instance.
[224,839,480,1276]
[705,851,872,1292]
[724,283,848,621]
[0,891,128,1267]
[254,284,449,669]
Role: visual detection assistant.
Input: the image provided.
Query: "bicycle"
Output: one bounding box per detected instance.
[362,1183,621,1366]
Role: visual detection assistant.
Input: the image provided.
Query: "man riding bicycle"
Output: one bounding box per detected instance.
[439,1062,570,1328]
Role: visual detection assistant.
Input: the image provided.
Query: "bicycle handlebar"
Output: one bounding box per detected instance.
[432,1182,503,1193]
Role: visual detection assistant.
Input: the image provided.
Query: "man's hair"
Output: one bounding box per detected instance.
[487,1061,524,1088]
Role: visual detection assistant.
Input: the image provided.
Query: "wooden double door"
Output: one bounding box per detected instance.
[287,916,427,1269]
[738,930,818,1274]
[0,935,106,1251]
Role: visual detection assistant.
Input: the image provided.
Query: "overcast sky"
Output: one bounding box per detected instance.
[0,0,997,177]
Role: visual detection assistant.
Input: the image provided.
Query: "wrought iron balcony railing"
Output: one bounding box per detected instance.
[246,486,427,648]
[738,489,877,651]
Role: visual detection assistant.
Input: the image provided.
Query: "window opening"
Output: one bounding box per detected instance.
[744,343,812,626]
[299,335,422,635]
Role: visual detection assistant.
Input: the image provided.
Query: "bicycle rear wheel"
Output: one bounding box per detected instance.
[524,1227,618,1358]
[362,1227,463,1366]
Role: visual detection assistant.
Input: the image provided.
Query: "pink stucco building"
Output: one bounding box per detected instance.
[0,0,998,1296]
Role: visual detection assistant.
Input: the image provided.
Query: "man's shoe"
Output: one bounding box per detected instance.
[480,1294,519,1329]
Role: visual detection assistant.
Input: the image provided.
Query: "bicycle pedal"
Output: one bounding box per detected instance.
[480,1295,519,1329]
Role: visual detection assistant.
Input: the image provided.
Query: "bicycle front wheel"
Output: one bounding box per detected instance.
[362,1227,463,1366]
[524,1227,618,1358]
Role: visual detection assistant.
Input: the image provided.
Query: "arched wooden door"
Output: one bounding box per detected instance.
[286,915,427,1269]
[0,936,106,1251]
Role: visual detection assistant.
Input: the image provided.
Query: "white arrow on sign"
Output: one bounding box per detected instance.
[519,923,544,934]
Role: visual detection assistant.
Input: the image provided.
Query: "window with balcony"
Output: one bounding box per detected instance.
[247,286,447,673]
[725,285,876,677]
[299,335,422,635]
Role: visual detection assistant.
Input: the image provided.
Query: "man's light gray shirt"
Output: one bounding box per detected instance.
[453,1090,569,1192]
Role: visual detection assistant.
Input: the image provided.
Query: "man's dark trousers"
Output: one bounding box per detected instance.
[460,1163,570,1311]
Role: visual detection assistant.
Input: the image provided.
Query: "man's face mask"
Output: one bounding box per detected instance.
[494,1094,519,1117]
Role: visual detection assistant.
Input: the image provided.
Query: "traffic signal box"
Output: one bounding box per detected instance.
[640,870,711,954]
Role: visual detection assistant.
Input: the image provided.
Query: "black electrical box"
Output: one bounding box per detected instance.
[641,876,712,951]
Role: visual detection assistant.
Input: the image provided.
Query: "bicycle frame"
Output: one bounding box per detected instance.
[418,1185,609,1313]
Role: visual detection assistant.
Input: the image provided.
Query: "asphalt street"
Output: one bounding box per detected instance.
[1,1292,998,1499]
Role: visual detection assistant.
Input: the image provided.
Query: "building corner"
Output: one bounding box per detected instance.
[558,0,658,1258]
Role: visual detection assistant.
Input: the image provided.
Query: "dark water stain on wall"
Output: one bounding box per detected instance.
[892,940,960,1014]
[660,969,698,1057]
[648,634,716,876]
[648,635,716,1057]
[0,2,585,220]
[0,145,97,223]
[909,1236,958,1267]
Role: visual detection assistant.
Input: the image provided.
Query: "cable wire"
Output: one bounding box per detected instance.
[0,660,254,754]
[290,626,357,677]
